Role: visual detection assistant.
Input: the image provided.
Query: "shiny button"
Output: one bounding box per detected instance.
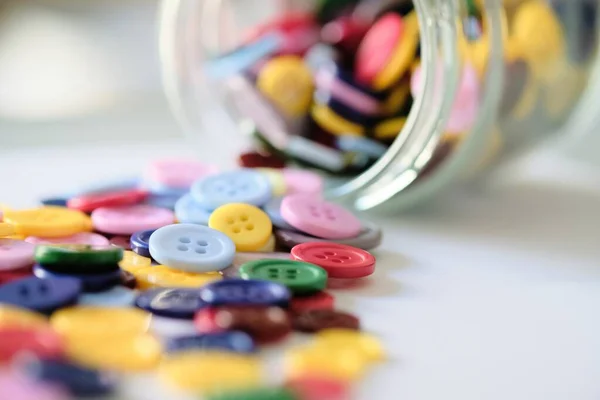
[292,309,360,333]
[209,203,273,252]
[135,287,207,319]
[0,305,48,328]
[314,328,385,362]
[0,327,64,363]
[291,242,375,278]
[199,279,291,308]
[50,307,151,339]
[3,207,91,238]
[175,193,213,225]
[0,277,81,314]
[0,239,35,271]
[91,205,175,235]
[165,331,256,354]
[238,259,327,295]
[191,170,272,209]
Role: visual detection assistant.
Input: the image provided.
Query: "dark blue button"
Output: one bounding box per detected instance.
[40,197,68,207]
[19,358,117,397]
[130,229,154,258]
[33,265,120,293]
[165,331,256,354]
[199,279,290,308]
[0,276,81,313]
[135,288,207,319]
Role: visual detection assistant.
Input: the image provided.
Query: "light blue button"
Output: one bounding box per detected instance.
[142,178,189,196]
[78,286,136,307]
[263,197,295,230]
[144,193,182,210]
[148,224,235,272]
[175,194,212,225]
[191,169,272,208]
[336,136,388,159]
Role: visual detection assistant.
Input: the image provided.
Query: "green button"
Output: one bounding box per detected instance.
[238,259,327,295]
[207,387,297,400]
[34,245,123,268]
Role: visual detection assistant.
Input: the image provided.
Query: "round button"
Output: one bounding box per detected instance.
[292,309,360,333]
[286,375,350,400]
[174,194,213,225]
[0,277,81,314]
[91,205,175,235]
[190,170,272,209]
[238,259,327,295]
[78,286,136,308]
[291,243,375,278]
[262,197,295,230]
[275,220,382,250]
[256,168,287,196]
[51,307,150,339]
[135,287,207,319]
[289,291,335,314]
[109,235,131,250]
[0,223,15,237]
[199,279,291,308]
[34,245,123,270]
[25,232,110,247]
[285,346,367,382]
[3,207,91,238]
[33,264,122,293]
[139,265,222,289]
[238,151,286,169]
[130,229,154,257]
[314,328,385,362]
[0,328,64,362]
[146,159,218,189]
[0,370,68,400]
[67,188,148,213]
[0,269,33,286]
[148,224,235,272]
[280,194,361,239]
[209,203,273,252]
[0,239,35,271]
[165,332,256,354]
[119,251,151,272]
[0,305,48,328]
[282,168,324,195]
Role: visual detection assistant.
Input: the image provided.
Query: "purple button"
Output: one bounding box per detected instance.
[33,265,121,293]
[135,288,206,319]
[130,229,154,258]
[0,276,81,314]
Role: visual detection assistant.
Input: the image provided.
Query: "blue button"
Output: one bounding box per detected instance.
[78,286,136,307]
[135,287,206,319]
[191,170,272,208]
[336,136,388,159]
[175,194,212,225]
[148,224,235,272]
[143,178,189,196]
[144,192,181,210]
[165,332,256,354]
[40,197,68,207]
[33,265,121,293]
[262,197,296,230]
[20,358,117,397]
[68,178,140,197]
[130,229,154,258]
[0,276,81,313]
[199,279,290,308]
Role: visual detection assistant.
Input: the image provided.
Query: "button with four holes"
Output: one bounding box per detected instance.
[238,259,327,295]
[291,242,375,278]
[280,194,361,239]
[148,224,235,272]
[191,170,272,209]
[0,277,81,314]
[209,203,273,252]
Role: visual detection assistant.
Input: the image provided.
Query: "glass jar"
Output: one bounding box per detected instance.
[159,0,600,212]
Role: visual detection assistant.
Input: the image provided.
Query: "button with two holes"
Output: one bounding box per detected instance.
[238,259,327,295]
[0,276,81,314]
[208,203,272,252]
[148,224,235,272]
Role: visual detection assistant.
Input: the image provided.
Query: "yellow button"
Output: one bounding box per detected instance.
[311,104,365,137]
[160,351,262,392]
[0,204,13,213]
[51,306,151,339]
[0,223,15,237]
[209,203,272,252]
[285,346,367,381]
[257,56,314,117]
[257,234,275,253]
[373,12,420,91]
[119,251,152,272]
[141,265,222,288]
[381,81,411,116]
[66,333,162,372]
[374,117,406,140]
[4,207,91,238]
[256,168,287,197]
[0,305,48,328]
[314,329,385,362]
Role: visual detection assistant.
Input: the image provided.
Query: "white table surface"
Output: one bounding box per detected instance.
[1,111,600,400]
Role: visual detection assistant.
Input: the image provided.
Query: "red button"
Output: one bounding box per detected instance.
[290,243,375,278]
[290,291,335,314]
[0,269,32,285]
[287,375,350,400]
[321,16,371,54]
[0,328,64,363]
[67,189,148,213]
[238,151,286,169]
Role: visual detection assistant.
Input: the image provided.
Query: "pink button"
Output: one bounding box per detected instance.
[282,169,324,195]
[91,205,175,235]
[0,239,35,271]
[0,372,68,400]
[147,159,218,189]
[280,195,361,239]
[25,232,110,247]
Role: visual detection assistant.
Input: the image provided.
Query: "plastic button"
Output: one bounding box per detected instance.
[50,307,150,339]
[0,239,35,271]
[91,205,175,235]
[135,287,207,319]
[199,279,291,308]
[34,245,123,271]
[148,224,235,272]
[3,207,92,238]
[292,309,360,332]
[147,159,218,189]
[314,328,385,362]
[137,265,222,289]
[0,304,48,328]
[25,232,110,247]
[291,242,375,278]
[191,170,272,209]
[78,286,136,307]
[67,188,148,213]
[130,229,154,257]
[289,291,335,314]
[286,375,350,400]
[209,203,273,252]
[33,264,122,293]
[165,331,256,354]
[0,277,81,314]
[175,193,213,225]
[275,220,382,250]
[119,250,152,272]
[238,259,327,295]
[0,327,64,362]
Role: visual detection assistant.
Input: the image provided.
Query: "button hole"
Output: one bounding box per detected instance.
[195,248,206,254]
[246,224,254,231]
[233,227,241,234]
[240,215,249,222]
[179,237,191,244]
[197,240,208,246]
[177,245,189,251]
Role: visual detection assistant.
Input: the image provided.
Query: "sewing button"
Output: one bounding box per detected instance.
[209,203,273,252]
[166,331,256,354]
[286,375,350,400]
[91,205,175,235]
[175,193,213,225]
[238,259,327,295]
[135,287,207,319]
[280,194,361,239]
[289,291,335,314]
[33,264,122,293]
[147,159,218,189]
[50,307,151,339]
[67,189,148,213]
[0,277,81,314]
[285,346,367,381]
[0,223,15,237]
[0,370,68,400]
[130,229,154,257]
[263,197,295,230]
[256,168,287,197]
[207,387,297,400]
[275,220,382,250]
[195,305,292,343]
[291,242,375,278]
[148,224,235,272]
[336,136,388,159]
[3,207,92,238]
[292,309,360,332]
[223,252,292,278]
[109,235,132,250]
[119,250,151,271]
[34,245,123,270]
[191,170,272,209]
[311,103,365,136]
[199,279,291,308]
[138,265,222,289]
[0,269,33,285]
[238,151,286,169]
[78,286,136,307]
[0,239,35,271]
[40,198,68,207]
[314,328,385,362]
[282,169,324,195]
[0,327,64,362]
[0,304,48,328]
[25,232,110,247]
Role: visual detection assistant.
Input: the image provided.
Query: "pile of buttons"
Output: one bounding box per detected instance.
[0,159,384,399]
